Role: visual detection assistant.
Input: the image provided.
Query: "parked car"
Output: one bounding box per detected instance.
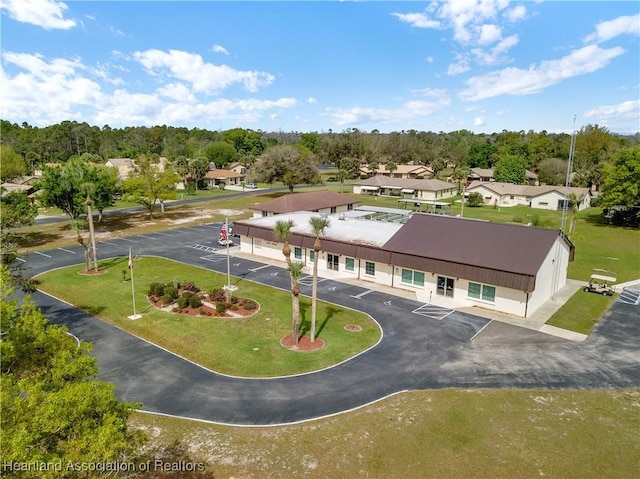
[583,274,616,296]
[245,183,257,189]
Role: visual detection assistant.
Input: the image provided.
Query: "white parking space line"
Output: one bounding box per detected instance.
[248,264,271,272]
[137,234,157,240]
[117,237,138,243]
[470,320,493,341]
[99,240,119,246]
[412,304,455,320]
[189,244,218,253]
[350,289,375,299]
[618,288,640,305]
[154,232,174,237]
[298,275,326,286]
[57,247,76,254]
[200,254,225,263]
[15,257,26,262]
[33,251,52,258]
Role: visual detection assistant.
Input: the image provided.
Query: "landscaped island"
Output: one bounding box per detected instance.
[36,257,381,377]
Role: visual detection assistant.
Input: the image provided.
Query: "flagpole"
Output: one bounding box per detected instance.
[128,247,142,320]
[222,217,237,302]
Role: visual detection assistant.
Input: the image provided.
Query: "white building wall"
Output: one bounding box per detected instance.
[240,233,568,318]
[526,237,571,315]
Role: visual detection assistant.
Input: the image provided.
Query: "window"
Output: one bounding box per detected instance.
[294,247,302,260]
[347,204,353,211]
[262,211,269,217]
[468,282,496,303]
[345,257,355,272]
[365,261,375,276]
[309,251,315,263]
[401,269,424,287]
[437,276,454,297]
[327,253,339,271]
[330,206,337,213]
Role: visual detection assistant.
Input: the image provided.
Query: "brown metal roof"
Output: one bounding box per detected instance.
[252,190,359,214]
[382,213,572,291]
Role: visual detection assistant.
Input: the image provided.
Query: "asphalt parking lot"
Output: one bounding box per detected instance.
[19,222,640,425]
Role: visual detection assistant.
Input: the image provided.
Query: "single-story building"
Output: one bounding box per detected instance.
[359,163,433,179]
[353,176,457,201]
[233,211,574,318]
[467,167,539,185]
[466,181,591,211]
[251,190,359,218]
[202,169,246,188]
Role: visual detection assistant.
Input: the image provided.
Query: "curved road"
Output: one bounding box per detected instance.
[18,222,640,426]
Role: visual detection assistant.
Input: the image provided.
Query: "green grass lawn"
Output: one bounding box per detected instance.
[131,389,640,479]
[36,257,381,377]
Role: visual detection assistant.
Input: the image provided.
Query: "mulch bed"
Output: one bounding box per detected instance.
[280,334,326,351]
[148,293,259,318]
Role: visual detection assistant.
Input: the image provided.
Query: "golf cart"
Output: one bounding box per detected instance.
[583,274,616,296]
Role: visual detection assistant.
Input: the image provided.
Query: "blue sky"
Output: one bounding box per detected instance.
[1,1,638,135]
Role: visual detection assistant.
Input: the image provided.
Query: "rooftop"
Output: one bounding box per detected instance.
[252,190,359,214]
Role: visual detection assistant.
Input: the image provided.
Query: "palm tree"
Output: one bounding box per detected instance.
[288,261,305,346]
[309,216,330,343]
[567,192,585,237]
[273,219,295,264]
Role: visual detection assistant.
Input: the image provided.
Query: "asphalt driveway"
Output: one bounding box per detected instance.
[17,222,640,425]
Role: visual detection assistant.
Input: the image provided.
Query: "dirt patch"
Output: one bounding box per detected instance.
[280,334,326,351]
[77,268,107,276]
[344,324,363,332]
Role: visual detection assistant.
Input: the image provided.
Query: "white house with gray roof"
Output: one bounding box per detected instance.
[466,181,591,211]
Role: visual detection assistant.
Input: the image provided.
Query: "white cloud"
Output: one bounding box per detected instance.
[474,116,485,127]
[584,99,640,121]
[504,4,527,23]
[584,13,640,43]
[0,52,102,124]
[391,12,440,29]
[478,24,502,45]
[327,96,450,127]
[460,44,625,101]
[212,45,230,55]
[307,97,318,104]
[133,49,274,94]
[1,0,76,30]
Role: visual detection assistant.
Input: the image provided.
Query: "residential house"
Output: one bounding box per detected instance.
[466,181,591,211]
[360,163,433,179]
[353,176,457,201]
[467,167,539,186]
[251,190,359,218]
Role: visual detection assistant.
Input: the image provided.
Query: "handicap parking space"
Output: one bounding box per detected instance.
[412,303,455,320]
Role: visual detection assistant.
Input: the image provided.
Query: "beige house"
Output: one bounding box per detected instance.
[353,176,457,201]
[202,169,245,188]
[467,167,539,185]
[251,190,359,218]
[466,181,591,211]
[360,163,433,179]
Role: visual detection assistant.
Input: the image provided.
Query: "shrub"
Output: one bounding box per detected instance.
[243,299,257,310]
[216,302,226,314]
[209,288,226,302]
[231,304,239,311]
[198,307,205,315]
[177,295,190,309]
[160,294,174,306]
[230,295,239,304]
[164,286,179,300]
[189,295,202,308]
[466,192,484,207]
[149,282,163,296]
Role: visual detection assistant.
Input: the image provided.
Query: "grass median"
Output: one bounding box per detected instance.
[36,256,381,377]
